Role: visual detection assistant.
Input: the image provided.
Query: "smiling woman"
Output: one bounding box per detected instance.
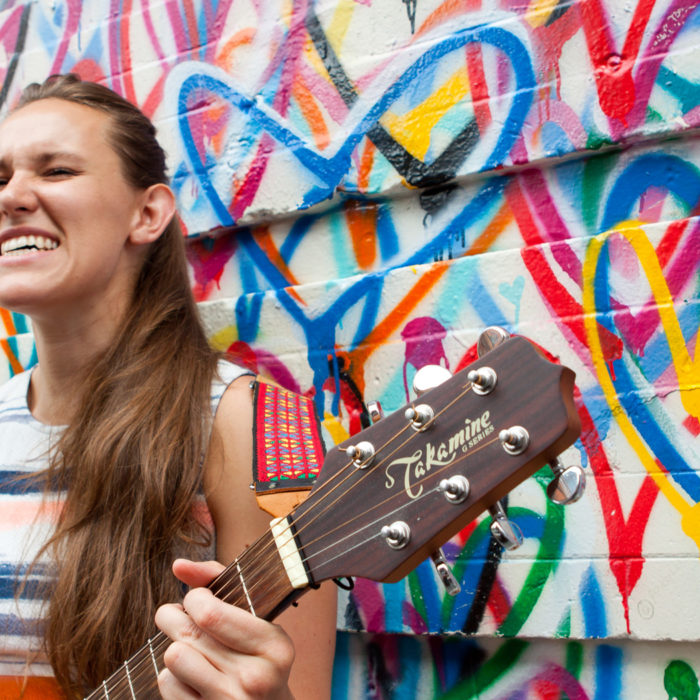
[0,93,173,333]
[0,75,336,699]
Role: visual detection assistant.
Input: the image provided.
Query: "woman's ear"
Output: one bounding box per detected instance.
[128,183,177,245]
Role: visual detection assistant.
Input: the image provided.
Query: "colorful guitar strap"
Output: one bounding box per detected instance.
[251,379,326,517]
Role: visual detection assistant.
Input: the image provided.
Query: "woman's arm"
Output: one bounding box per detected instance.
[155,375,337,699]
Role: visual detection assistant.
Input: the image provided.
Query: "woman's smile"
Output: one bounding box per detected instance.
[0,227,59,257]
[0,98,145,319]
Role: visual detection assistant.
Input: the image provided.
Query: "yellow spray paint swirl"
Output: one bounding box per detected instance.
[582,222,700,550]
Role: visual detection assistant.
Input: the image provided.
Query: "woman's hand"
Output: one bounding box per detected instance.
[155,559,295,699]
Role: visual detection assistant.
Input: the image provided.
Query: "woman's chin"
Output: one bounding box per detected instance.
[0,283,54,318]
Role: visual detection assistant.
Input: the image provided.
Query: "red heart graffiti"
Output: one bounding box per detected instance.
[578,0,700,128]
[506,173,676,630]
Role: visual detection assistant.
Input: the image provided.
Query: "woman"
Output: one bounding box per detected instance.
[0,74,336,698]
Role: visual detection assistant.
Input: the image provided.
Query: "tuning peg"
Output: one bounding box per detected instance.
[477,326,510,358]
[438,475,470,504]
[488,502,523,551]
[499,426,530,455]
[366,400,383,424]
[412,365,452,396]
[430,548,461,596]
[346,441,375,469]
[404,404,434,432]
[380,521,411,550]
[546,457,586,505]
[467,366,497,395]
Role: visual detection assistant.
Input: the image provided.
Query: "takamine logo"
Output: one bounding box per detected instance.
[384,410,494,499]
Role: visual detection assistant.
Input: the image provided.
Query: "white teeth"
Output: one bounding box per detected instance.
[1,234,58,256]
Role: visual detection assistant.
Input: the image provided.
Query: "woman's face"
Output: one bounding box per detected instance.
[0,98,147,321]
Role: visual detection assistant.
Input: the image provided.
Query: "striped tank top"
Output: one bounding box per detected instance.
[0,360,250,694]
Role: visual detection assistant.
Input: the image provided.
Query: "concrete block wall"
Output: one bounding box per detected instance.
[0,1,698,697]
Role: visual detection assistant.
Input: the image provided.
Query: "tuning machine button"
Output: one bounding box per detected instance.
[546,457,586,505]
[405,404,434,432]
[430,548,461,596]
[381,521,411,550]
[488,502,523,551]
[366,401,383,424]
[477,326,511,357]
[499,426,529,455]
[412,365,452,396]
[467,367,497,395]
[346,441,375,468]
[438,475,470,504]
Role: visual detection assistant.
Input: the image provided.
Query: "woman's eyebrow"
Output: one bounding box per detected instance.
[34,150,85,165]
[0,151,85,169]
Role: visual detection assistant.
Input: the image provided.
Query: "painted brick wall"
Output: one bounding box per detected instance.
[0,1,699,697]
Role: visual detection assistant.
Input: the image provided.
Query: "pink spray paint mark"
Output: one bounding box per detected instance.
[401,317,448,400]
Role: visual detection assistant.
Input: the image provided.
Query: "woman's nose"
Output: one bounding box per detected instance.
[0,173,38,215]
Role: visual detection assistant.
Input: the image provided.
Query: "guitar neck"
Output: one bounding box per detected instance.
[84,529,304,699]
[85,334,582,698]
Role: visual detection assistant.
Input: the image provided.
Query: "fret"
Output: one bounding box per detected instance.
[124,658,136,699]
[147,637,160,678]
[236,558,256,616]
[88,519,306,697]
[211,528,300,620]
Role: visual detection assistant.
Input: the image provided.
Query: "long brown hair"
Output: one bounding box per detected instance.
[16,74,220,695]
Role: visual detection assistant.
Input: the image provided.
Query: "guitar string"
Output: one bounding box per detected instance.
[295,434,502,571]
[95,534,286,697]
[89,436,405,698]
[194,382,487,640]
[99,432,508,699]
[220,428,501,609]
[187,381,477,619]
[96,428,503,699]
[204,381,475,605]
[94,379,485,697]
[108,379,491,698]
[93,534,281,698]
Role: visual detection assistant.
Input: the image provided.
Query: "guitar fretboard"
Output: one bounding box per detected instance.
[84,528,301,699]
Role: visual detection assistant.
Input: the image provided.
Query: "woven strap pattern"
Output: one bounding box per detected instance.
[252,382,325,493]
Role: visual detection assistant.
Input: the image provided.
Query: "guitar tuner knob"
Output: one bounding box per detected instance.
[366,401,384,424]
[488,502,523,551]
[404,404,434,432]
[412,364,452,396]
[467,367,497,395]
[546,457,586,505]
[345,441,375,469]
[438,475,470,504]
[477,326,510,358]
[430,548,461,596]
[499,426,529,455]
[380,521,411,550]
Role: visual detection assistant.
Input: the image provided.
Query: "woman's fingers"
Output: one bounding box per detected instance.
[157,665,201,700]
[183,588,294,659]
[159,640,231,699]
[172,558,225,589]
[155,588,295,699]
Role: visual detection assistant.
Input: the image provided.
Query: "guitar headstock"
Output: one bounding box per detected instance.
[292,335,581,584]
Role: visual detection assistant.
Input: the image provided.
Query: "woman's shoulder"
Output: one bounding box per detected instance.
[210,359,253,407]
[214,358,253,387]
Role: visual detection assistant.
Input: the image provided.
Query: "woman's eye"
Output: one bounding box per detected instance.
[45,167,75,177]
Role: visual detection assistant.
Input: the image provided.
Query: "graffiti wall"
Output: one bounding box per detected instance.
[0,0,699,697]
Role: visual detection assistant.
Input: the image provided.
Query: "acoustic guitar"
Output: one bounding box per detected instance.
[85,329,583,699]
